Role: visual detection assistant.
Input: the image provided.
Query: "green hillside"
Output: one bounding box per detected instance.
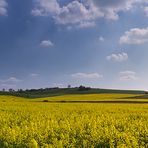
[0,87,146,98]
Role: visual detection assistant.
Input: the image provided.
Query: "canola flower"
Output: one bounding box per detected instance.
[0,96,148,147]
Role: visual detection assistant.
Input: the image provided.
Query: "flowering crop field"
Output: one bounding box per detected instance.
[0,95,148,147]
[33,93,140,101]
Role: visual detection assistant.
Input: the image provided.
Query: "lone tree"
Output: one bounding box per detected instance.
[68,85,71,88]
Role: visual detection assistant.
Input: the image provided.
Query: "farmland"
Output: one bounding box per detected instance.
[1,0,148,147]
[0,94,148,147]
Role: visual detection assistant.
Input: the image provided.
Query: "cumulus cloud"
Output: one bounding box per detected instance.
[32,0,142,28]
[93,0,136,20]
[0,0,7,16]
[31,0,60,16]
[71,72,103,79]
[120,27,148,44]
[106,52,128,62]
[40,40,54,48]
[119,71,138,81]
[55,1,102,25]
[32,0,102,28]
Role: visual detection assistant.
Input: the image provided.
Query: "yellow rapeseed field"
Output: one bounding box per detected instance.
[0,94,148,147]
[34,93,141,101]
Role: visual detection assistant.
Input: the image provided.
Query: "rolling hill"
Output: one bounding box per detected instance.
[0,87,146,98]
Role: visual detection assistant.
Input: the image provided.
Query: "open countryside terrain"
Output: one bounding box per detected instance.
[1,93,148,147]
[35,94,148,103]
[1,0,148,147]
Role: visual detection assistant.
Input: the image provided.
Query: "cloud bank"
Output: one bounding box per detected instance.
[32,0,142,28]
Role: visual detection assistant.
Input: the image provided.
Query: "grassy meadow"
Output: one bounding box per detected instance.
[0,94,148,147]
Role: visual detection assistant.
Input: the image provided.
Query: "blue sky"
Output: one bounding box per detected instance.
[0,0,148,90]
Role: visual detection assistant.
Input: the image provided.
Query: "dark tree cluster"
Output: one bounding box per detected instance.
[78,85,91,91]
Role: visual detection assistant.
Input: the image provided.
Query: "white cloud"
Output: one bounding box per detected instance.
[71,72,103,79]
[99,36,104,42]
[106,52,128,62]
[66,21,96,30]
[32,0,142,28]
[40,40,54,48]
[92,0,140,20]
[30,73,39,77]
[77,21,96,29]
[0,77,22,89]
[0,77,22,83]
[32,0,102,28]
[31,0,60,16]
[55,1,102,26]
[119,71,138,81]
[144,6,148,16]
[120,27,148,44]
[0,0,7,16]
